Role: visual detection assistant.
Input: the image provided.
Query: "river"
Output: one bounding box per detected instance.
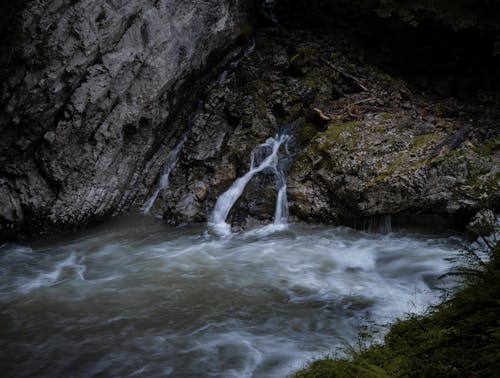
[0,216,461,377]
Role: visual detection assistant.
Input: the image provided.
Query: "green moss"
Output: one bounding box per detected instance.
[297,122,321,146]
[95,9,106,23]
[290,47,320,77]
[380,113,393,120]
[290,152,314,177]
[126,11,141,29]
[465,167,498,203]
[473,138,500,158]
[410,133,440,152]
[317,121,364,150]
[290,47,318,63]
[287,103,305,120]
[376,73,393,82]
[296,240,500,378]
[364,154,406,188]
[431,147,464,166]
[365,151,430,189]
[295,358,389,378]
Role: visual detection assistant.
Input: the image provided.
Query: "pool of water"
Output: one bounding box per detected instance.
[0,216,462,377]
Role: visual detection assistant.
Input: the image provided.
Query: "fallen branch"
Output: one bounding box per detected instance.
[307,107,331,125]
[333,97,376,116]
[320,57,370,92]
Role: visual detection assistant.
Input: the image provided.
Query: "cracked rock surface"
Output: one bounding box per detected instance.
[0,0,249,239]
[158,29,499,227]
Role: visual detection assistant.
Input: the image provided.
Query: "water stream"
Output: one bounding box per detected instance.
[210,135,290,236]
[0,216,461,377]
[216,40,256,86]
[143,39,257,216]
[142,132,189,214]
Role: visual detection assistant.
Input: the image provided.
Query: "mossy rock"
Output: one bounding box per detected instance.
[289,47,319,76]
[316,121,364,151]
[296,122,323,147]
[295,358,389,378]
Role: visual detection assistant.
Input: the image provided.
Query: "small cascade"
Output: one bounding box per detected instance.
[216,40,255,85]
[274,166,288,225]
[142,132,188,214]
[210,134,290,235]
[360,215,392,234]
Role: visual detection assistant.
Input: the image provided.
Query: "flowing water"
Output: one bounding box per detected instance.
[142,132,189,215]
[0,216,462,378]
[217,40,256,86]
[210,135,290,236]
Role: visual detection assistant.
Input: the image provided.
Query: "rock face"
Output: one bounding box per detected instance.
[157,29,499,228]
[1,6,498,239]
[0,0,251,239]
[467,209,497,237]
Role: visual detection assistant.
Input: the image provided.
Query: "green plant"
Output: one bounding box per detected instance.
[296,227,500,377]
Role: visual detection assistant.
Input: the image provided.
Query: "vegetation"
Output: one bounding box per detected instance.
[295,233,500,377]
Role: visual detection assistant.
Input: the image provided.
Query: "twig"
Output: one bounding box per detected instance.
[333,97,375,116]
[320,57,370,92]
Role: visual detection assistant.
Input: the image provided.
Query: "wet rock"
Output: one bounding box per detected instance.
[3,19,498,237]
[0,0,251,239]
[43,131,56,146]
[467,209,497,237]
[414,122,435,135]
[161,30,499,228]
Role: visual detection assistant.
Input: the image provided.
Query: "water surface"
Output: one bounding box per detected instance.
[0,217,461,377]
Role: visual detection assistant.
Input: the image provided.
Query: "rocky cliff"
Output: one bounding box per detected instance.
[157,29,499,229]
[0,0,251,239]
[1,2,498,240]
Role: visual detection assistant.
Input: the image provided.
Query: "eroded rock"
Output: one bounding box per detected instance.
[0,0,251,239]
[160,30,499,228]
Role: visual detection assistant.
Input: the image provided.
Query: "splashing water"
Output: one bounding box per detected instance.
[0,217,462,378]
[209,134,290,235]
[274,170,288,225]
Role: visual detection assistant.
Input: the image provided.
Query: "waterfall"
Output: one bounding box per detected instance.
[360,215,392,234]
[217,40,255,85]
[142,132,188,214]
[210,134,290,235]
[274,173,288,225]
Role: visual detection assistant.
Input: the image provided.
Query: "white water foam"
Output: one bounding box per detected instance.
[14,252,85,294]
[0,220,461,378]
[209,134,290,236]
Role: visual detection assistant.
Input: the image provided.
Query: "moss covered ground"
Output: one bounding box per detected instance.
[295,238,500,378]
